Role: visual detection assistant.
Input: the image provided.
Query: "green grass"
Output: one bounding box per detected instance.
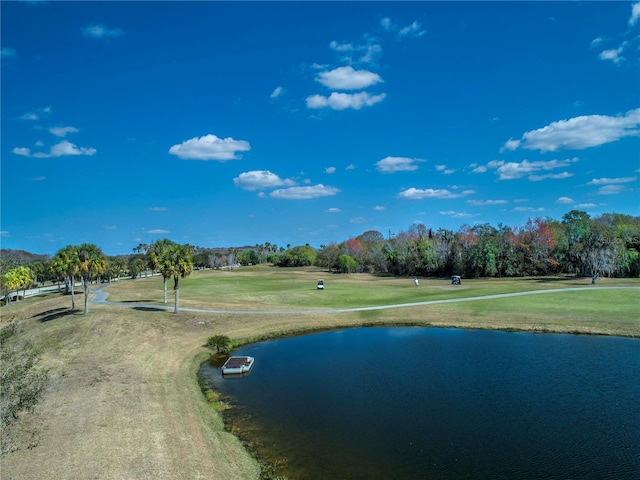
[110,265,640,309]
[100,266,640,337]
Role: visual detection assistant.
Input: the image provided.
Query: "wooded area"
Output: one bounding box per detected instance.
[2,210,639,305]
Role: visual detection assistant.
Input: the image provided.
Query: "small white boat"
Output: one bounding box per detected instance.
[221,356,255,375]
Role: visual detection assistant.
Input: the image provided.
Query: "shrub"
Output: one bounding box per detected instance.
[206,335,232,354]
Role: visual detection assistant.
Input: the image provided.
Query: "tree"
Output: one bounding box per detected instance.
[1,266,34,305]
[148,239,176,303]
[78,243,107,315]
[338,254,357,273]
[207,335,232,354]
[52,245,80,310]
[166,243,194,314]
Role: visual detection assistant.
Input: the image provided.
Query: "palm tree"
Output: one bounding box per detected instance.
[52,245,80,310]
[148,238,176,303]
[167,243,194,314]
[78,243,107,315]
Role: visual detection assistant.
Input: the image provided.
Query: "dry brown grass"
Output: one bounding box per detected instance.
[1,272,638,479]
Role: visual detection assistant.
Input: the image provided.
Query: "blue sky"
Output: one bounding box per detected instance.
[2,1,639,256]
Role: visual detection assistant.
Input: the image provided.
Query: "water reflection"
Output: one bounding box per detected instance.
[199,328,640,479]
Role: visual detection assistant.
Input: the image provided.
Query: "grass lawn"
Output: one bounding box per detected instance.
[1,267,638,479]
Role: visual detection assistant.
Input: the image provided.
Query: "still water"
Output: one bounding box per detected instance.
[199,328,640,479]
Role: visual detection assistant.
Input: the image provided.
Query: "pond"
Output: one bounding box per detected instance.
[199,328,640,479]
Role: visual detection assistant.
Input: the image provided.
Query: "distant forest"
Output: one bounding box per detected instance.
[2,211,640,294]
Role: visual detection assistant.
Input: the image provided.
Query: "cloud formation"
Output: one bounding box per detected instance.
[501,109,640,152]
[234,170,295,191]
[477,158,579,181]
[13,141,96,158]
[270,184,339,200]
[398,188,474,200]
[316,66,383,90]
[169,134,250,160]
[306,92,386,110]
[82,23,125,39]
[50,126,79,137]
[375,156,424,173]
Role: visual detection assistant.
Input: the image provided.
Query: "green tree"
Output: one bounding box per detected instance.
[78,243,107,315]
[52,245,80,310]
[166,243,194,314]
[147,239,177,304]
[207,335,232,354]
[1,266,34,305]
[338,254,357,273]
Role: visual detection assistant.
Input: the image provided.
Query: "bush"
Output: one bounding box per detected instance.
[1,320,49,452]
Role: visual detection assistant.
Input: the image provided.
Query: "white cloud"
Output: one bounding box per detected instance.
[329,40,382,65]
[306,92,386,110]
[467,199,508,206]
[373,205,385,211]
[381,17,394,32]
[491,158,578,180]
[169,134,250,161]
[398,21,426,38]
[557,197,574,204]
[398,188,474,200]
[13,147,32,157]
[346,164,357,170]
[325,166,336,174]
[316,66,383,90]
[597,185,625,195]
[436,164,455,174]
[148,207,168,211]
[326,207,341,213]
[19,112,39,121]
[14,141,96,158]
[147,229,170,235]
[1,47,16,58]
[513,206,545,213]
[270,86,284,99]
[350,217,367,224]
[500,138,521,152]
[630,2,640,26]
[233,170,295,191]
[507,108,640,152]
[32,176,46,181]
[528,172,574,182]
[270,184,339,200]
[381,17,426,38]
[82,23,125,39]
[50,126,79,137]
[598,45,626,64]
[376,156,423,173]
[439,211,474,219]
[42,141,96,157]
[587,176,637,185]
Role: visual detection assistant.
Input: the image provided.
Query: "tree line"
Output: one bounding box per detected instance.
[2,210,639,311]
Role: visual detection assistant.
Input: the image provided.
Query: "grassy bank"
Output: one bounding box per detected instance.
[1,269,638,479]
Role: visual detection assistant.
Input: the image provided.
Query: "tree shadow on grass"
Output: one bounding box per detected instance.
[120,299,156,303]
[36,307,80,323]
[519,276,582,283]
[131,306,167,312]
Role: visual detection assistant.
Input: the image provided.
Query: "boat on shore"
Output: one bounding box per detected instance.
[221,356,255,375]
